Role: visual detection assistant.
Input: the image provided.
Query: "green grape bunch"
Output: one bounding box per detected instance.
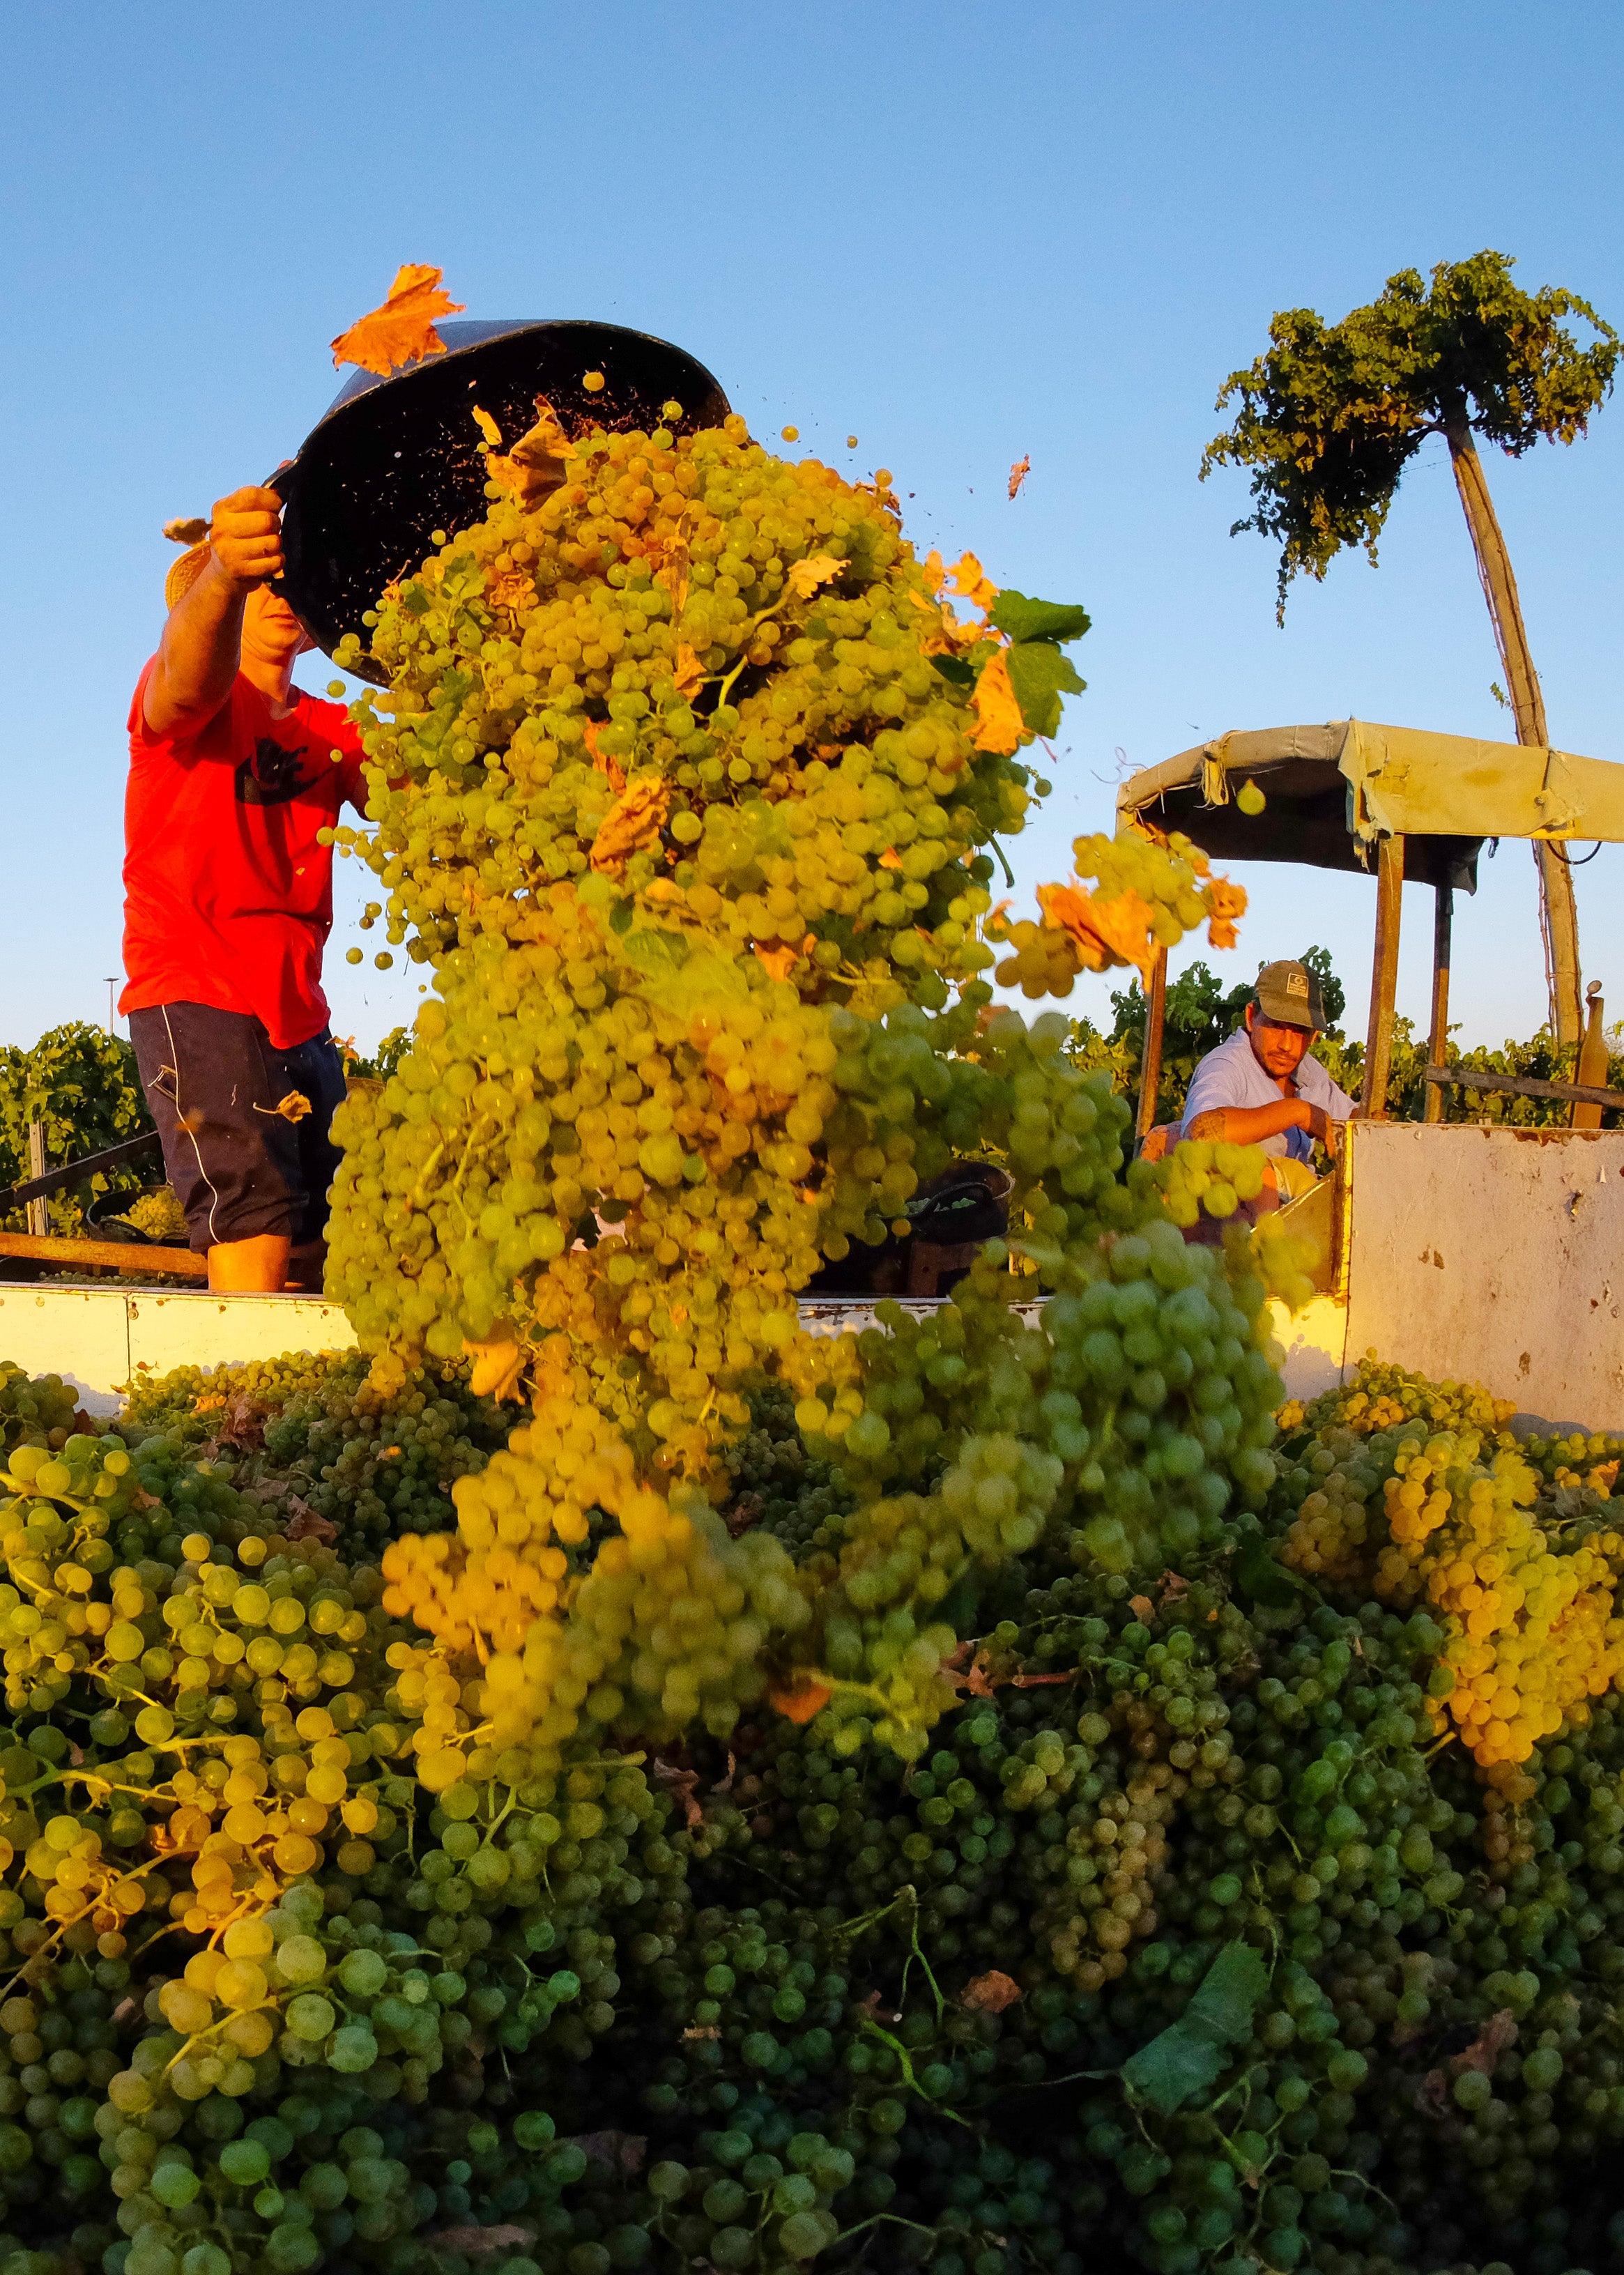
[0,1365,79,1460]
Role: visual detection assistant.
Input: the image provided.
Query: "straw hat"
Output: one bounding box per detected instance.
[163,516,212,611]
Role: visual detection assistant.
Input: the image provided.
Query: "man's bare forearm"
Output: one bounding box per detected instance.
[144,564,248,737]
[1185,1101,1305,1144]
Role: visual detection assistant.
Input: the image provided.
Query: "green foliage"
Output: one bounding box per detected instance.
[988,592,1092,645]
[1004,640,1085,736]
[1315,1018,1624,1128]
[1202,250,1618,614]
[1120,1939,1269,2113]
[0,1022,154,1232]
[338,1027,411,1082]
[987,588,1090,733]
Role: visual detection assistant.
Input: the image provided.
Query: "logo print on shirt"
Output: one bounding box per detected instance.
[235,737,312,807]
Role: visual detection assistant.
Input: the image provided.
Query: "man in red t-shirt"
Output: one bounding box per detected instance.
[122,485,369,1293]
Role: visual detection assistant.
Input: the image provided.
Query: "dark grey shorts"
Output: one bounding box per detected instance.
[128,1002,347,1251]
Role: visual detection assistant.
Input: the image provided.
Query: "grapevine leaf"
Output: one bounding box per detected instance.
[971,652,1026,754]
[1005,641,1087,736]
[930,655,975,687]
[785,553,845,599]
[990,590,1091,645]
[331,263,466,376]
[1183,1939,1270,2042]
[949,551,997,608]
[1121,2025,1227,2115]
[1121,1941,1269,2115]
[620,930,691,976]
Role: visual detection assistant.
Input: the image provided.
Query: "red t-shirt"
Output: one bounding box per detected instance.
[121,664,368,1050]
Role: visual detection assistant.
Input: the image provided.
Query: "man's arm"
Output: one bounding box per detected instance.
[144,487,286,739]
[1186,1096,1341,1154]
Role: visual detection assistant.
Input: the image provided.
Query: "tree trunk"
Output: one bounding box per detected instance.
[1445,418,1582,1043]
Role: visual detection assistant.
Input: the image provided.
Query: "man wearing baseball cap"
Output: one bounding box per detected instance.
[1178,959,1354,1168]
[119,487,367,1293]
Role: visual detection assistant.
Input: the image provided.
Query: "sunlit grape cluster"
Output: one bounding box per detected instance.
[381,1390,811,1772]
[988,913,1085,999]
[1279,1349,1519,1442]
[0,1363,78,1457]
[1032,825,1248,985]
[1276,1413,1624,1770]
[1157,1135,1269,1225]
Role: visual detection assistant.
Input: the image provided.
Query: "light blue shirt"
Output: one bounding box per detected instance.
[1180,1028,1355,1163]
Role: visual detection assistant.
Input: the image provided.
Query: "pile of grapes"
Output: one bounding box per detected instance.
[7,401,1623,2275]
[6,1332,1624,2275]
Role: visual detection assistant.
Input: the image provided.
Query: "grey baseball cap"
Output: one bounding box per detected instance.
[1255,959,1324,1029]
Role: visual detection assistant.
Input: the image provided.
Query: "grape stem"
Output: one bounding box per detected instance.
[164,1993,279,2078]
[408,1140,449,1213]
[857,2017,971,2126]
[832,2213,939,2246]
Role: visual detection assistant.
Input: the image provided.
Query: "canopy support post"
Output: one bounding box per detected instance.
[1362,836,1404,1119]
[1572,981,1607,1130]
[1136,947,1168,1144]
[1423,884,1452,1124]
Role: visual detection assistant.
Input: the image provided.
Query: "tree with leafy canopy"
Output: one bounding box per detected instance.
[0,1021,154,1229]
[1202,250,1618,1043]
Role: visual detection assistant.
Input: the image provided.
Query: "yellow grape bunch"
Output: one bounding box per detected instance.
[1278,1350,1519,1443]
[1278,1418,1624,1774]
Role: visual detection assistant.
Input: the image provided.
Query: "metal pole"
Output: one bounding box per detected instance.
[1136,947,1168,1143]
[1423,884,1452,1124]
[1361,836,1404,1119]
[105,979,119,1037]
[26,1124,48,1240]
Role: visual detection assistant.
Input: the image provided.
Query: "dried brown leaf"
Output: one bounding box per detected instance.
[332,263,465,376]
[785,553,845,599]
[284,1496,337,1546]
[961,1970,1023,2014]
[590,776,671,875]
[652,1761,703,1830]
[484,396,573,507]
[1007,455,1031,500]
[769,1678,834,1724]
[949,551,997,609]
[461,1335,526,1404]
[1420,2009,1519,2112]
[971,651,1024,754]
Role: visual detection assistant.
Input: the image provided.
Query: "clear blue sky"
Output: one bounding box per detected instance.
[5,1,1622,1055]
